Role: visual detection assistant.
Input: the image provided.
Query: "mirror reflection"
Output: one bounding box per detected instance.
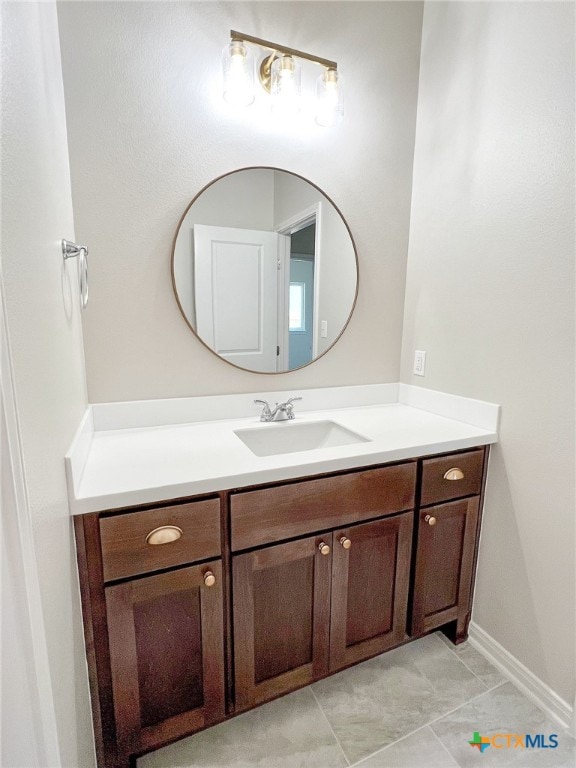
[172,168,358,373]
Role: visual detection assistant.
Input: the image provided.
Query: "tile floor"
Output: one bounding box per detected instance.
[138,633,575,768]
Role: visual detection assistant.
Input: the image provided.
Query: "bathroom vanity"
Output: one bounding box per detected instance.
[68,385,499,768]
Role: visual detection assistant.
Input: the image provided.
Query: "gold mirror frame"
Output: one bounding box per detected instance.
[171,166,359,374]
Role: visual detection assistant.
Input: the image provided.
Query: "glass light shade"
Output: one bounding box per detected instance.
[270,55,301,116]
[222,41,255,107]
[315,68,344,127]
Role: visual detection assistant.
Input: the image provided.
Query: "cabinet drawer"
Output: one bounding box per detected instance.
[420,450,484,507]
[100,499,221,581]
[231,462,416,551]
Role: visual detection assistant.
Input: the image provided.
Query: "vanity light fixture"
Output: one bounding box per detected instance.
[270,53,302,117]
[222,39,255,107]
[316,67,344,127]
[222,30,343,126]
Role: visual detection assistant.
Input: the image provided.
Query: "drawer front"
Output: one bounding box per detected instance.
[231,463,416,552]
[100,499,221,581]
[420,450,484,507]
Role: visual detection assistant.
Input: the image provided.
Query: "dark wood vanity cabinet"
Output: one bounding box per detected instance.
[100,499,226,761]
[412,498,479,638]
[411,449,487,642]
[74,499,225,768]
[233,534,332,710]
[232,513,414,709]
[230,462,416,706]
[105,562,225,760]
[74,447,488,768]
[329,514,413,672]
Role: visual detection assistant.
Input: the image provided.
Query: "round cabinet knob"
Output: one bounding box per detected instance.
[203,571,216,587]
[339,536,352,550]
[443,467,464,481]
[424,515,437,526]
[318,542,331,556]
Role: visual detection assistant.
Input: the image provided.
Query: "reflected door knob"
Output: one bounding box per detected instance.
[203,571,216,587]
[318,542,330,556]
[339,536,352,549]
[424,515,437,526]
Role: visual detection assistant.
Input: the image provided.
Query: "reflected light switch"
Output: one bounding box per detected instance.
[321,320,328,338]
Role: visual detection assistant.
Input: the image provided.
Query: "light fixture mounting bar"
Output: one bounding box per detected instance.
[230,30,337,70]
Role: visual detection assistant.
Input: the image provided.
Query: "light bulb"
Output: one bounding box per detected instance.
[222,41,255,107]
[316,68,343,127]
[271,55,301,116]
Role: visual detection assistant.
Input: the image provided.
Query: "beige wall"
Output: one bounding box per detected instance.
[1,2,94,765]
[401,1,575,704]
[57,1,424,402]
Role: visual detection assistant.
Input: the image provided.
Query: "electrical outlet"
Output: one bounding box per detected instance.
[320,320,328,338]
[413,350,426,376]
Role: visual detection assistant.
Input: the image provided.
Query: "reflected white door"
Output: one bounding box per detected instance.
[193,224,282,372]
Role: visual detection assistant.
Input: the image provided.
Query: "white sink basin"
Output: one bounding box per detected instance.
[234,420,371,457]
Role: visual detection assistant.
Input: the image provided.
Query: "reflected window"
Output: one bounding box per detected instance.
[289,282,306,331]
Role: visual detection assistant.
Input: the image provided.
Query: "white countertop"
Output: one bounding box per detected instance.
[66,385,499,515]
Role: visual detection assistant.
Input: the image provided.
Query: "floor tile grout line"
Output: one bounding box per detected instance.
[347,725,432,768]
[484,680,509,694]
[425,681,508,732]
[347,676,571,768]
[346,683,508,768]
[313,636,510,768]
[428,722,462,767]
[436,631,509,692]
[309,686,351,767]
[469,668,574,733]
[430,632,494,692]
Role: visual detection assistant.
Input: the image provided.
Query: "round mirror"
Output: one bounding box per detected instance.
[172,167,358,373]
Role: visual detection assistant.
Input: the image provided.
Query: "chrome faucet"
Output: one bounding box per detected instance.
[254,397,302,422]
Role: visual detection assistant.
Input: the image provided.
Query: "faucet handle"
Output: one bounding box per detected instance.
[254,399,272,421]
[284,396,302,420]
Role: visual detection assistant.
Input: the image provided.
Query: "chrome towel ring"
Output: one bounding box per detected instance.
[62,239,89,308]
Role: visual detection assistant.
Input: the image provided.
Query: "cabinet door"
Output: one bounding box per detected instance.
[412,498,480,637]
[233,534,332,710]
[105,561,225,760]
[329,513,413,672]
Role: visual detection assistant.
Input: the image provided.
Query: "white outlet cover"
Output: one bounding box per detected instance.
[414,350,426,376]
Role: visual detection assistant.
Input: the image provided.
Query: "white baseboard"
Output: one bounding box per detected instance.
[468,621,573,731]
